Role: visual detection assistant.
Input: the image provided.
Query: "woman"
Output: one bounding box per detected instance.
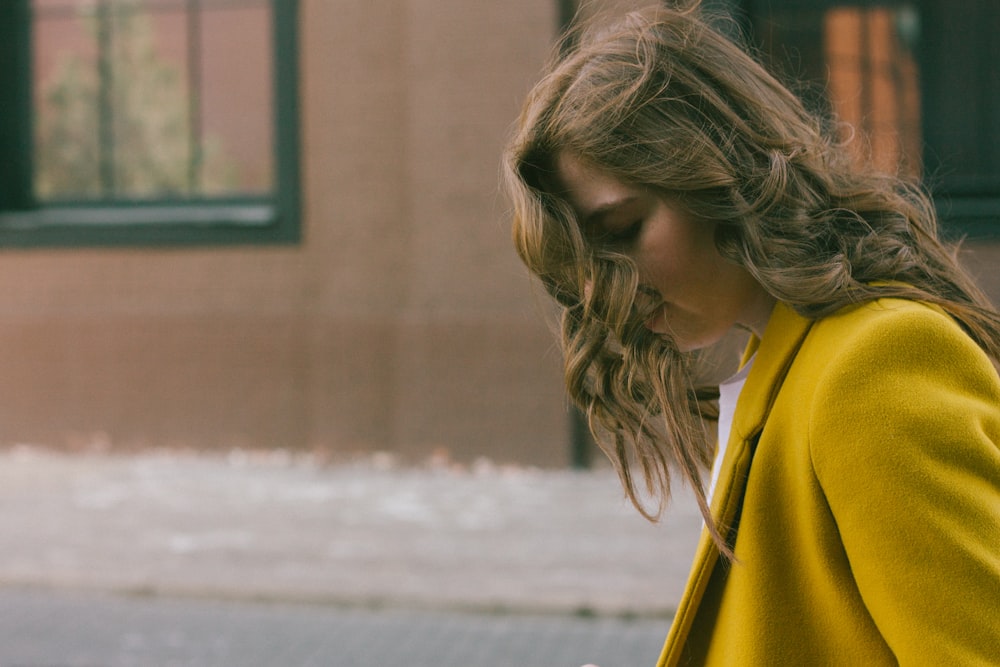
[503,3,1000,665]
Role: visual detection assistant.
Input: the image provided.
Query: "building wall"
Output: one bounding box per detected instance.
[0,0,571,466]
[1,1,997,467]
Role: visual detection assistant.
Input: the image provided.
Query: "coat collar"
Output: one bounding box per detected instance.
[732,302,816,446]
[657,302,815,667]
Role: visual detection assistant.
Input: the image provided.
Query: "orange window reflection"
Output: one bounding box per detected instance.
[823,5,922,177]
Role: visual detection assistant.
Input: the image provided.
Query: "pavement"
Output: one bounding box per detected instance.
[0,445,705,666]
[0,587,672,667]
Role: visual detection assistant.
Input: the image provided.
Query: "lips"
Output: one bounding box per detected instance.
[643,303,669,334]
[634,285,667,333]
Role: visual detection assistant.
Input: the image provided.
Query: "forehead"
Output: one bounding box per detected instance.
[552,152,639,219]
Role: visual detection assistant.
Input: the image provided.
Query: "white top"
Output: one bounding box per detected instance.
[708,356,754,501]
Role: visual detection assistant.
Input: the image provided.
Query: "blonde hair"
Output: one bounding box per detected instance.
[503,4,1000,549]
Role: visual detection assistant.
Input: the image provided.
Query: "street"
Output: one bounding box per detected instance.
[0,587,668,667]
[0,447,702,666]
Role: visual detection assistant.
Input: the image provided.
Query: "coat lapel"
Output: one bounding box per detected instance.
[656,303,814,667]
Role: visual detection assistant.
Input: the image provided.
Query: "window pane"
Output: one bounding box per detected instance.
[824,5,921,177]
[31,0,273,202]
[753,2,922,179]
[200,4,273,194]
[920,0,1000,196]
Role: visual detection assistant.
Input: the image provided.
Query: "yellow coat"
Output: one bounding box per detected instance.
[658,299,1000,666]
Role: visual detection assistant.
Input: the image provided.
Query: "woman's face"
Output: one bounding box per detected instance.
[553,152,775,352]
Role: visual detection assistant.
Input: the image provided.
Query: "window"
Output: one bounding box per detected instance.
[745,0,1000,237]
[0,0,299,247]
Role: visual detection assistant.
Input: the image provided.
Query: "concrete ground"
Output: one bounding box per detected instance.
[0,445,704,665]
[0,587,671,667]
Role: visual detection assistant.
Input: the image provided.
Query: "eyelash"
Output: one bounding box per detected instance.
[605,220,642,243]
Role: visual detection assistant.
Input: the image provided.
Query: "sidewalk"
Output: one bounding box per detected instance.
[0,445,702,618]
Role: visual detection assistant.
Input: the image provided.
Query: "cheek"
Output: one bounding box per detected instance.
[638,228,716,290]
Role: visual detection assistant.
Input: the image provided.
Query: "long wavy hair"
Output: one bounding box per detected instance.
[502,3,1000,549]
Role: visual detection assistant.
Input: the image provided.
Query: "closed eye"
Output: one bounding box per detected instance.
[579,194,648,246]
[599,219,642,244]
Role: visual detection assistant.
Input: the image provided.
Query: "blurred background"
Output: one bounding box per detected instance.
[0,0,998,468]
[0,1,998,664]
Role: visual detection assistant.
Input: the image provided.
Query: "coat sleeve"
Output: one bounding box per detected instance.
[808,305,1000,665]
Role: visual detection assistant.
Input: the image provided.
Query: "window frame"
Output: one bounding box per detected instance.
[0,0,300,248]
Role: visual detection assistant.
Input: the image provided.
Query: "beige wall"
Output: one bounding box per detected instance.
[0,0,572,466]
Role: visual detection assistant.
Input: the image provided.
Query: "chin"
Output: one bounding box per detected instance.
[673,330,731,354]
[674,340,703,354]
[645,310,734,353]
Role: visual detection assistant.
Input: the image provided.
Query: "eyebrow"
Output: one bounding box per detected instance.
[581,196,639,227]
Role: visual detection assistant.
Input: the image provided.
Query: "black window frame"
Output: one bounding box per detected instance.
[0,0,300,248]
